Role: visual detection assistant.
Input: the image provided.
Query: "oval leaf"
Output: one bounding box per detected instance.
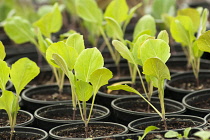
[0,60,10,91]
[74,48,104,82]
[197,30,210,53]
[66,33,85,54]
[10,57,40,94]
[76,80,93,101]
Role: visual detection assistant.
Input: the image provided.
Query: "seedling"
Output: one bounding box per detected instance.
[46,36,113,138]
[164,127,191,139]
[0,42,40,140]
[166,7,209,86]
[194,130,210,140]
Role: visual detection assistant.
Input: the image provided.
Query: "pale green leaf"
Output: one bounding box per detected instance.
[194,131,210,140]
[0,90,19,113]
[197,30,210,53]
[52,53,70,79]
[200,8,209,35]
[89,68,113,94]
[105,17,124,41]
[46,41,78,70]
[140,126,159,140]
[140,39,170,65]
[183,127,191,138]
[193,41,203,58]
[104,0,128,23]
[0,60,10,91]
[76,80,93,101]
[37,28,48,54]
[164,130,179,138]
[0,42,6,60]
[143,58,170,80]
[3,16,36,44]
[66,33,85,54]
[178,8,200,32]
[74,48,104,82]
[157,30,169,44]
[107,84,140,95]
[10,57,40,95]
[112,40,136,64]
[76,0,103,24]
[33,3,62,38]
[133,15,156,40]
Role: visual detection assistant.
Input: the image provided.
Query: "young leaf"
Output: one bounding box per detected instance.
[157,30,169,44]
[0,90,19,113]
[104,0,128,23]
[89,68,113,94]
[140,39,170,64]
[74,48,104,82]
[46,41,78,70]
[76,80,93,102]
[66,33,85,54]
[0,60,10,91]
[104,17,124,41]
[33,3,62,38]
[0,42,6,60]
[164,130,180,138]
[140,126,159,140]
[193,41,203,58]
[133,15,156,40]
[37,28,48,54]
[143,58,170,81]
[112,40,136,64]
[194,131,210,140]
[108,84,141,95]
[3,16,36,44]
[10,57,40,95]
[197,30,210,53]
[76,0,103,24]
[183,127,191,138]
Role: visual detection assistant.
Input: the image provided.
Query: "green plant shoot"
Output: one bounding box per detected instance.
[194,130,210,140]
[138,126,159,140]
[164,127,191,139]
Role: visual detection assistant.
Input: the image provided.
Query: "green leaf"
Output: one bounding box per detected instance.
[76,0,103,24]
[0,60,10,91]
[140,39,170,65]
[143,58,170,80]
[107,84,140,95]
[89,68,113,94]
[164,130,179,138]
[0,90,19,113]
[183,127,191,138]
[3,16,36,44]
[197,30,210,53]
[33,3,62,38]
[66,33,85,54]
[0,41,6,60]
[10,57,40,95]
[46,41,78,70]
[133,15,156,40]
[105,17,124,41]
[194,131,210,140]
[193,41,203,58]
[178,8,200,33]
[140,126,159,140]
[112,40,136,64]
[37,28,48,54]
[75,80,93,101]
[157,30,169,44]
[104,0,128,23]
[200,8,209,35]
[74,48,104,82]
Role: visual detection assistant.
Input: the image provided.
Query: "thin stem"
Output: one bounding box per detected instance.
[135,64,147,95]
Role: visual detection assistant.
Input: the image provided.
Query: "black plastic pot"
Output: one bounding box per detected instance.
[34,103,110,131]
[165,70,210,102]
[0,110,34,127]
[0,126,48,140]
[49,121,128,140]
[182,89,210,117]
[128,115,207,133]
[21,84,72,113]
[111,96,186,125]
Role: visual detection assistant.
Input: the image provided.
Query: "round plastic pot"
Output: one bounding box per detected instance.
[111,96,186,125]
[182,89,210,117]
[34,103,110,131]
[128,115,207,133]
[49,121,128,140]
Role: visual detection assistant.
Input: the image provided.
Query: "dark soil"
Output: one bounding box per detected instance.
[136,117,203,131]
[169,77,210,91]
[190,97,210,109]
[31,92,71,101]
[0,111,31,127]
[53,124,125,138]
[0,131,43,140]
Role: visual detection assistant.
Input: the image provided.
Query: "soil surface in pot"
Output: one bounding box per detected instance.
[0,111,31,127]
[136,117,202,131]
[31,92,71,101]
[54,124,125,138]
[0,131,43,140]
[170,77,210,91]
[190,97,210,109]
